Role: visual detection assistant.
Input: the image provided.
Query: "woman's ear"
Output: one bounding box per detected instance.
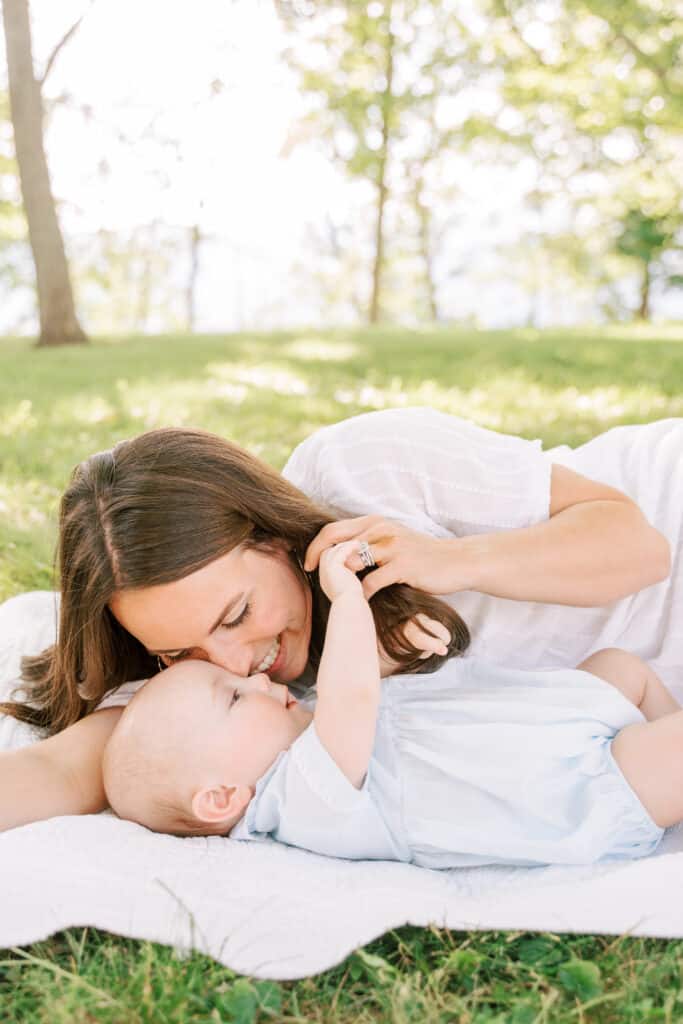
[191,783,252,827]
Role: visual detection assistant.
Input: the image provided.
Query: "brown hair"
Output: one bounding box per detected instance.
[1,427,469,735]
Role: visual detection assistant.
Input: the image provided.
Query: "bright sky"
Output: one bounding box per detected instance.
[2,0,350,329]
[33,1,338,248]
[2,0,680,330]
[2,0,541,330]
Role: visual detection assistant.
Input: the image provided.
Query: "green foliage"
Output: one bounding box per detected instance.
[279,0,683,325]
[557,958,603,1000]
[214,976,282,1022]
[462,6,680,319]
[612,206,683,317]
[616,208,680,269]
[280,1,487,320]
[474,0,683,322]
[488,0,682,137]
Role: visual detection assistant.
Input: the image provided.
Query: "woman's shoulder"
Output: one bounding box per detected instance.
[282,408,429,502]
[281,407,545,496]
[284,408,496,462]
[281,408,424,481]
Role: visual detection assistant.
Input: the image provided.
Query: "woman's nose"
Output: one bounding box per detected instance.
[202,634,253,677]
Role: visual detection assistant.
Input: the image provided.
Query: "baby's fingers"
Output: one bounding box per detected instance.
[318,541,364,599]
[319,539,358,569]
[304,516,381,571]
[415,614,450,647]
[401,614,449,658]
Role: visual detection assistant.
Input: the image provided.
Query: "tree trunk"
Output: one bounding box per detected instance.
[413,180,438,321]
[637,264,650,320]
[134,228,152,333]
[186,224,201,332]
[2,0,87,346]
[368,1,394,326]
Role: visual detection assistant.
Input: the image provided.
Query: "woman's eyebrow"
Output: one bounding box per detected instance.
[150,595,244,655]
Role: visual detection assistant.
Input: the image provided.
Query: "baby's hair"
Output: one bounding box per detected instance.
[102,686,222,839]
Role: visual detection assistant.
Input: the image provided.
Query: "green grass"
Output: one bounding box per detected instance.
[1,323,683,1021]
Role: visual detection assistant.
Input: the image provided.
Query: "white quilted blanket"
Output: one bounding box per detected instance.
[2,592,683,980]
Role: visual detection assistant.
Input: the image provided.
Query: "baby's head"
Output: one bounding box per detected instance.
[103,660,310,837]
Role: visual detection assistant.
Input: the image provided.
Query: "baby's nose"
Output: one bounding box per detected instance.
[234,672,272,697]
[248,672,272,693]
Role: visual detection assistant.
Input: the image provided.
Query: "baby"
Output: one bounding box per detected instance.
[103,541,682,867]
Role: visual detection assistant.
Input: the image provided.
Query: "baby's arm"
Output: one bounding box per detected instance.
[314,542,380,789]
[578,648,679,721]
[0,707,123,832]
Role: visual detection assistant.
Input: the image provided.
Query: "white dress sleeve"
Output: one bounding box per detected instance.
[282,408,552,537]
[0,591,145,746]
[95,679,147,710]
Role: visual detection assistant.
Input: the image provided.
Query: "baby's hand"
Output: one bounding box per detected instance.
[378,614,450,677]
[318,541,365,603]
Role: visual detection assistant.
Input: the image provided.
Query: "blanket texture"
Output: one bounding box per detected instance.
[1,592,682,980]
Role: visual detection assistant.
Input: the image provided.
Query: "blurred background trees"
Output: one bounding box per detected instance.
[2,0,87,345]
[0,0,681,342]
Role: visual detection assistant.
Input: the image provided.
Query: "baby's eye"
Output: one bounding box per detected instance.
[230,691,240,708]
[221,602,252,630]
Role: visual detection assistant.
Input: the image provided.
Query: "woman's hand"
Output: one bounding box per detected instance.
[305,515,462,600]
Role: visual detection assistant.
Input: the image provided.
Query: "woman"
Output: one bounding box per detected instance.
[0,408,677,833]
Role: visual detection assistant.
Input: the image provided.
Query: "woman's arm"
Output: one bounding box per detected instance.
[0,707,123,832]
[447,464,670,605]
[306,465,671,607]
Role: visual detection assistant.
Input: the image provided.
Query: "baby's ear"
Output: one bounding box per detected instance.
[191,783,251,826]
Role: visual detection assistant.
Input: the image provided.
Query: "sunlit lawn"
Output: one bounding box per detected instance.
[1,324,683,1021]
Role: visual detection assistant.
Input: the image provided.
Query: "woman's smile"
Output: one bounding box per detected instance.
[254,635,281,673]
[265,634,287,679]
[109,545,312,685]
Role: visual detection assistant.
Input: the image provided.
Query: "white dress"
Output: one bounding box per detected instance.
[282,409,683,691]
[230,659,663,868]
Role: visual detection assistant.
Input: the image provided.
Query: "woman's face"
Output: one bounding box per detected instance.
[109,544,312,684]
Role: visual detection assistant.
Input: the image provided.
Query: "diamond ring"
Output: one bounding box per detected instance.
[358,539,376,569]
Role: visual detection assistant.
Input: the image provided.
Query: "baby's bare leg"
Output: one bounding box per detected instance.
[578,648,679,721]
[612,714,683,828]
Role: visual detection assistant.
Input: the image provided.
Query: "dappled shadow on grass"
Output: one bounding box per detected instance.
[1,325,682,599]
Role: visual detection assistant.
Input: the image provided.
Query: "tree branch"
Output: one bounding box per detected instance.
[40,2,94,89]
[614,28,672,91]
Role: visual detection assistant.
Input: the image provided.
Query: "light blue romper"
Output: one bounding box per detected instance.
[229,659,664,867]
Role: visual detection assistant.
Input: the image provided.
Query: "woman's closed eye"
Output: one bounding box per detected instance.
[221,602,251,630]
[157,603,252,663]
